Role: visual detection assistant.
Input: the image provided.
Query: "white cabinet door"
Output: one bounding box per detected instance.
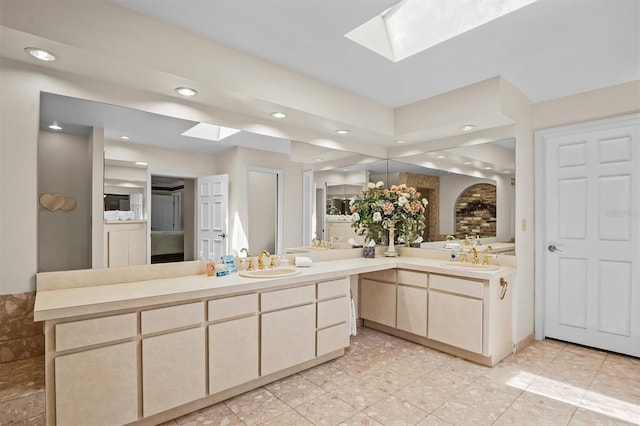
[360,279,396,327]
[55,342,138,426]
[396,285,427,337]
[209,316,259,393]
[428,291,482,354]
[261,304,315,376]
[142,328,206,416]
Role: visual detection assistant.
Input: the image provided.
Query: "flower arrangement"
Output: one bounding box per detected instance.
[349,181,428,246]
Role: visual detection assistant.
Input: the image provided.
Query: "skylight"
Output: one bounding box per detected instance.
[346,0,539,62]
[181,123,240,141]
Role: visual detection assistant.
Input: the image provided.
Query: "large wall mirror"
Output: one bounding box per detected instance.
[311,139,515,252]
[37,91,516,273]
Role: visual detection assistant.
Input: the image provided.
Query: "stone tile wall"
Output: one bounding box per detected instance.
[399,173,441,242]
[0,292,44,363]
[455,183,497,238]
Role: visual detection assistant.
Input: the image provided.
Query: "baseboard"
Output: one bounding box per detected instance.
[514,332,535,353]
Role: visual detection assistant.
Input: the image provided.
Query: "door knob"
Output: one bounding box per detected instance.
[217,233,227,238]
[548,244,563,252]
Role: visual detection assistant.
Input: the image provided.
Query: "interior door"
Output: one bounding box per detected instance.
[197,174,229,260]
[541,115,639,357]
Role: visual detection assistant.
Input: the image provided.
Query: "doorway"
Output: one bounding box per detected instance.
[150,175,195,263]
[246,168,283,255]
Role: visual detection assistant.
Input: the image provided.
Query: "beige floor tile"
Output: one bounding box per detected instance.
[174,402,244,426]
[393,369,473,413]
[365,395,428,426]
[329,375,387,410]
[439,356,491,379]
[294,393,358,425]
[306,366,359,392]
[416,414,454,425]
[580,390,640,425]
[337,412,384,426]
[568,407,639,426]
[264,374,326,408]
[155,328,635,426]
[588,373,640,404]
[431,382,516,425]
[224,387,289,425]
[361,365,418,394]
[493,392,577,426]
[261,408,314,425]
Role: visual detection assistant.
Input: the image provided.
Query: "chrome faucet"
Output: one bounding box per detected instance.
[258,250,270,270]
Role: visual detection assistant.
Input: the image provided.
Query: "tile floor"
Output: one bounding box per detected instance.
[162,327,639,426]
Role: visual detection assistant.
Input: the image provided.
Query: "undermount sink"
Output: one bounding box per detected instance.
[439,262,499,271]
[239,267,302,278]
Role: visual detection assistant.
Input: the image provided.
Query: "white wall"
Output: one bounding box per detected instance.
[215,147,303,256]
[248,171,277,254]
[38,131,92,272]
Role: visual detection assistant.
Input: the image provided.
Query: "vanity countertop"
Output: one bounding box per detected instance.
[34,256,515,322]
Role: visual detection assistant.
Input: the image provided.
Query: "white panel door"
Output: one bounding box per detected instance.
[197,174,228,260]
[541,115,639,357]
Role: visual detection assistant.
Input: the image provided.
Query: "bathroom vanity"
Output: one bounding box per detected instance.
[34,253,514,426]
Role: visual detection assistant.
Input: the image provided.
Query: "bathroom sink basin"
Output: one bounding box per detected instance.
[239,268,302,278]
[439,262,499,271]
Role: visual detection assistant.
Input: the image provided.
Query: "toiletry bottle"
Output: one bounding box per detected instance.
[206,255,216,276]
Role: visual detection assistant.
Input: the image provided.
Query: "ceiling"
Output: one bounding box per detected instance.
[2,0,637,171]
[113,0,640,107]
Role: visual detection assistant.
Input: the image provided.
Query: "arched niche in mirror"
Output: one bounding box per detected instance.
[454,183,497,238]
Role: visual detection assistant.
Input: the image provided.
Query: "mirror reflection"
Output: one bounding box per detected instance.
[37,92,516,275]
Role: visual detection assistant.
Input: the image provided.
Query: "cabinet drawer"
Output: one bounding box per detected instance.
[397,270,428,288]
[430,274,484,299]
[317,322,349,357]
[317,297,349,329]
[317,277,349,299]
[56,313,137,351]
[208,293,258,321]
[360,269,396,283]
[261,284,314,311]
[141,302,204,334]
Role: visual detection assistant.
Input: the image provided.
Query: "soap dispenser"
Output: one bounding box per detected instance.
[206,255,216,276]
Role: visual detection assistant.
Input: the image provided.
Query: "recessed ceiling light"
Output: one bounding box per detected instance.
[395,140,405,144]
[48,121,62,130]
[120,135,130,140]
[503,170,511,174]
[25,47,56,61]
[463,161,472,165]
[436,155,446,159]
[175,87,198,97]
[335,129,350,135]
[135,162,148,166]
[343,168,348,172]
[314,158,324,161]
[484,166,494,170]
[461,124,477,131]
[271,112,287,119]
